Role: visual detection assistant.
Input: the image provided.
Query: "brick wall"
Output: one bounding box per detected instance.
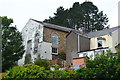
[72,57,87,67]
[43,27,69,54]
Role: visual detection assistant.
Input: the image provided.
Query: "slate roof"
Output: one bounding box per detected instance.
[31,19,73,33]
[84,26,120,38]
[31,19,120,38]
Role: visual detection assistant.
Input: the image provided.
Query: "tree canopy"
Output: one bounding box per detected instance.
[44,1,109,32]
[1,16,24,72]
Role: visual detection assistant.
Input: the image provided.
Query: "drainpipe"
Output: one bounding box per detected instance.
[78,34,80,52]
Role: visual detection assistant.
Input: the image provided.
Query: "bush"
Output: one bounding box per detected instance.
[75,52,120,79]
[3,52,120,79]
[3,65,51,79]
[58,52,66,60]
[34,58,50,69]
[3,65,75,79]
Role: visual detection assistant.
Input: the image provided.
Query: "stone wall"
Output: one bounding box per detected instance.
[43,27,69,54]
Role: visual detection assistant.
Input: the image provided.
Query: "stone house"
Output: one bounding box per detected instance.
[18,18,90,65]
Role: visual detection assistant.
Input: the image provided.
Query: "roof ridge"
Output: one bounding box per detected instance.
[86,26,120,34]
[31,18,73,30]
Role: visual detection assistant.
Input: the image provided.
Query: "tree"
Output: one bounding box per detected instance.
[44,6,69,27]
[1,16,24,72]
[44,1,109,32]
[76,52,120,79]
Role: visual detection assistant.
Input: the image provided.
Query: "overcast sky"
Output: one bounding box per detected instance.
[0,0,119,31]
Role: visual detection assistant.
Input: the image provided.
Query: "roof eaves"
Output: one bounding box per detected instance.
[31,18,72,33]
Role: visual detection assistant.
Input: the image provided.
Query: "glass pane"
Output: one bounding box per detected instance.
[52,34,58,46]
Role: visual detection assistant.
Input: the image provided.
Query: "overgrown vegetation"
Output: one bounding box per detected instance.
[58,52,66,60]
[3,51,120,79]
[3,65,75,79]
[34,58,50,70]
[24,54,31,64]
[75,52,120,79]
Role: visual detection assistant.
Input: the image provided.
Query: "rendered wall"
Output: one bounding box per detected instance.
[90,34,112,50]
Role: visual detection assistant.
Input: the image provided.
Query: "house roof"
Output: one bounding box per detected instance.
[31,19,89,38]
[31,18,120,39]
[31,19,73,33]
[84,26,120,38]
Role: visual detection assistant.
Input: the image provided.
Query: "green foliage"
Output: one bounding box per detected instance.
[50,69,75,78]
[34,58,50,69]
[24,54,31,64]
[51,65,60,70]
[1,16,25,72]
[0,16,13,27]
[3,65,75,79]
[75,53,120,79]
[44,1,109,32]
[3,52,120,79]
[3,65,49,79]
[58,52,66,60]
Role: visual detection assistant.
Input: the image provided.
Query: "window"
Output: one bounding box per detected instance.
[34,47,38,53]
[52,33,58,54]
[35,33,40,43]
[52,34,58,46]
[35,33,39,37]
[97,37,103,48]
[97,37,106,48]
[35,33,40,39]
[52,47,57,53]
[26,40,32,54]
[98,40,102,47]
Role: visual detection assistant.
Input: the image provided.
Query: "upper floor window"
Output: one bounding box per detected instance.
[35,33,40,39]
[27,40,32,52]
[98,40,102,47]
[34,47,38,53]
[52,34,58,46]
[52,34,58,54]
[35,33,40,43]
[97,37,105,48]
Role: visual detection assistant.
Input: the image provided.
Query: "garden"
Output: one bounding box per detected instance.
[2,51,120,79]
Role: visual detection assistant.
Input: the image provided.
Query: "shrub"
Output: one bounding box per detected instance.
[75,52,120,79]
[3,65,51,79]
[51,64,60,70]
[3,65,75,79]
[34,58,50,69]
[24,54,31,64]
[3,52,120,79]
[58,52,66,60]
